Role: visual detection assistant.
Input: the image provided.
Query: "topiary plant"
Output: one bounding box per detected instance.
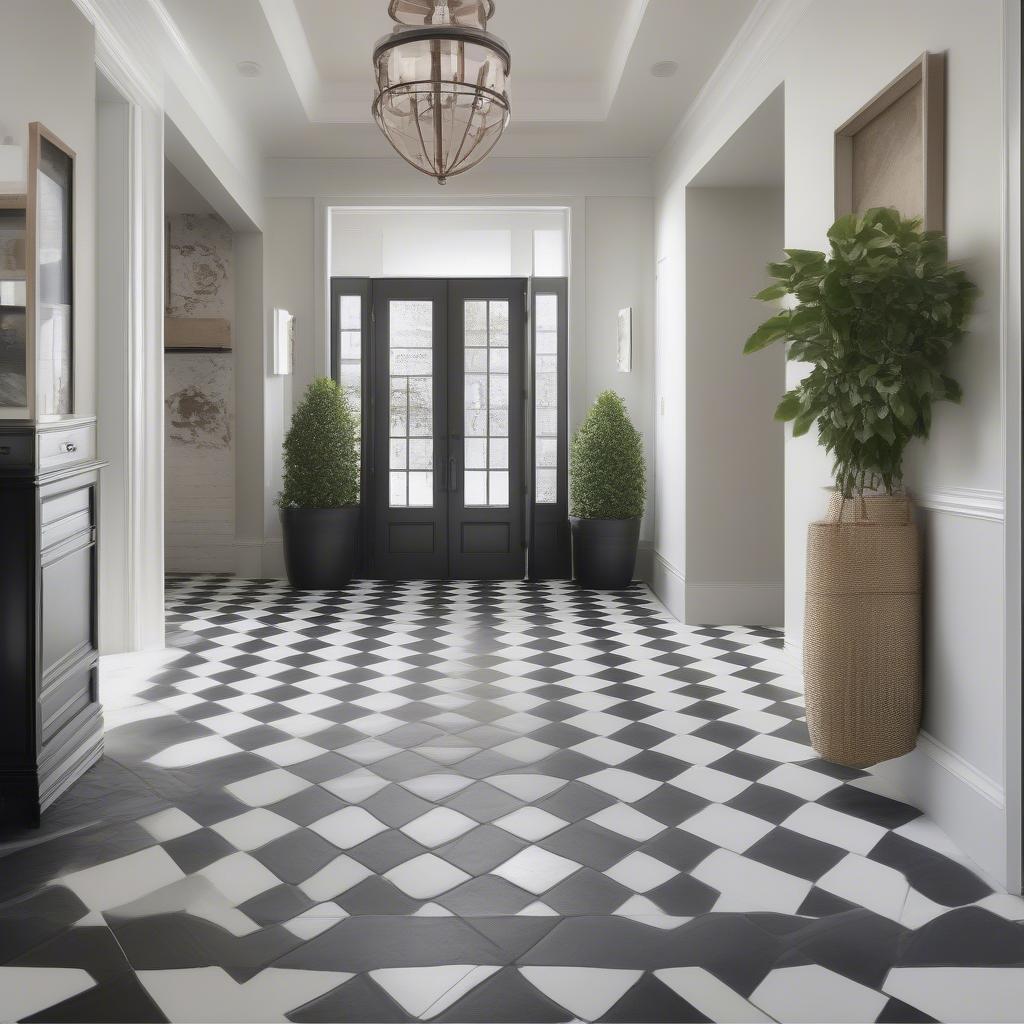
[570,390,646,519]
[744,207,976,498]
[279,377,359,509]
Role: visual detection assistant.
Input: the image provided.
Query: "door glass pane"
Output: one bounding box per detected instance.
[337,294,362,420]
[534,293,559,504]
[389,300,433,507]
[463,299,510,507]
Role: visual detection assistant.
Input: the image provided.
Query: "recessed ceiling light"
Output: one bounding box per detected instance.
[650,60,679,79]
[236,60,262,78]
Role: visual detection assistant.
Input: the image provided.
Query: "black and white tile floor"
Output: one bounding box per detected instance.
[1,577,1022,1023]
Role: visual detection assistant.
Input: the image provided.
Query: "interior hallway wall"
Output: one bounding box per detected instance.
[653,0,1015,887]
[684,187,785,625]
[164,213,235,571]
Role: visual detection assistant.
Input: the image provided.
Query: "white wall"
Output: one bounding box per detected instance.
[653,0,1017,888]
[684,187,784,626]
[330,209,566,279]
[250,157,656,576]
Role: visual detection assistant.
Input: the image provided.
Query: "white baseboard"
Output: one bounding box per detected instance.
[871,730,1008,889]
[913,487,1005,522]
[685,580,784,628]
[647,550,686,622]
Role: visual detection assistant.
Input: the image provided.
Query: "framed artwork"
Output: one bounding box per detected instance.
[28,122,75,418]
[834,52,946,231]
[617,306,632,373]
[0,194,28,418]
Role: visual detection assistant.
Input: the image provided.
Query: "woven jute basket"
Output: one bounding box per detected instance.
[803,492,921,768]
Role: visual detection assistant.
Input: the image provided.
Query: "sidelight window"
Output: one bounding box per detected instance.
[534,293,559,504]
[389,300,434,507]
[463,299,511,507]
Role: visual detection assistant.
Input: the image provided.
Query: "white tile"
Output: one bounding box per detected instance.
[58,846,185,912]
[283,902,348,940]
[370,965,499,1020]
[211,809,297,852]
[282,693,337,714]
[338,739,402,764]
[138,966,351,1023]
[976,893,1024,921]
[519,966,642,1021]
[225,769,311,808]
[200,711,263,736]
[588,803,665,842]
[272,713,334,737]
[321,768,390,803]
[604,851,678,894]
[572,736,641,766]
[217,693,270,713]
[147,735,240,768]
[398,774,474,800]
[899,887,950,929]
[678,804,774,854]
[517,900,559,916]
[493,807,567,842]
[253,737,324,766]
[817,854,910,921]
[884,967,1024,1023]
[198,852,280,906]
[138,807,201,842]
[693,849,811,914]
[655,967,772,1023]
[759,763,843,801]
[0,967,96,1021]
[783,803,887,855]
[486,774,567,801]
[752,965,888,1024]
[670,766,752,803]
[491,846,581,895]
[739,734,816,763]
[580,768,661,803]
[651,734,732,766]
[310,806,387,849]
[566,711,631,737]
[300,855,373,901]
[401,807,477,847]
[614,895,692,929]
[384,854,471,899]
[492,737,558,763]
[107,875,259,938]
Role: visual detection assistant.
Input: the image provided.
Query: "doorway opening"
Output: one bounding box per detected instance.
[331,275,568,580]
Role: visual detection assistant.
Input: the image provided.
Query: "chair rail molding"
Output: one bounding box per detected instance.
[913,487,1006,522]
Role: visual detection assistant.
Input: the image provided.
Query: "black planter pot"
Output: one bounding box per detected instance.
[570,516,641,590]
[280,506,360,589]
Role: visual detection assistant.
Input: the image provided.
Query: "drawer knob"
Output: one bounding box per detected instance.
[62,441,78,454]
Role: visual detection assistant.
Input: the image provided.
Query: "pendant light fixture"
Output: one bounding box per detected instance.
[372,0,511,184]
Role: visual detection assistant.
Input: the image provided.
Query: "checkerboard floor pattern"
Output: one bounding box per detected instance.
[1,576,1021,1022]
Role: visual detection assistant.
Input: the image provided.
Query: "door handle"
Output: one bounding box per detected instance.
[448,456,458,492]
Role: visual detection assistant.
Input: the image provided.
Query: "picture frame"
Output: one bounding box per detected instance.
[28,122,75,419]
[0,193,29,419]
[834,52,946,231]
[617,306,632,373]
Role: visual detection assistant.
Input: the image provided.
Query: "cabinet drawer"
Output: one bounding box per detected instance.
[40,484,94,550]
[0,432,33,468]
[41,659,96,745]
[38,423,95,472]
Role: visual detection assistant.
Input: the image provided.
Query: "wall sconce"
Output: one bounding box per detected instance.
[272,308,294,375]
[617,307,632,373]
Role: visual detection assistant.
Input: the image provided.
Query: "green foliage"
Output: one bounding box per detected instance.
[744,207,976,497]
[570,390,646,519]
[279,377,359,509]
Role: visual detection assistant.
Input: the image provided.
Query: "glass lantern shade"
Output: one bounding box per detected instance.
[372,25,511,184]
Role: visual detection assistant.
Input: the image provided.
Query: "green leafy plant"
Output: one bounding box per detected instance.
[279,377,359,509]
[744,207,976,497]
[570,390,646,519]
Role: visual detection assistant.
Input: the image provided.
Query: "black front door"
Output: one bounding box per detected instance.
[369,278,526,580]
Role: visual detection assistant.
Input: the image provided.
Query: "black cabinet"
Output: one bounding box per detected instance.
[0,417,104,824]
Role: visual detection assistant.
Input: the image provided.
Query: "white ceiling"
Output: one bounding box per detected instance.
[160,0,758,160]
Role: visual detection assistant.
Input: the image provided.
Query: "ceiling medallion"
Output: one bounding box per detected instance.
[372,0,511,184]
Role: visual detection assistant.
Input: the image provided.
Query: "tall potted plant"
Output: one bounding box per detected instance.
[745,207,975,767]
[279,377,361,589]
[569,390,646,589]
